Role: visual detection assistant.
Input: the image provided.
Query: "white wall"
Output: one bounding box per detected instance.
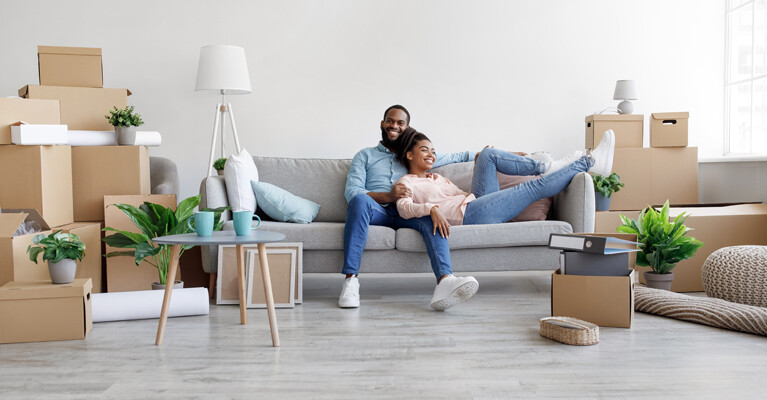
[0,0,726,201]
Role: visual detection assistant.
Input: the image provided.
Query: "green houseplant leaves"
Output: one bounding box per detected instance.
[102,195,229,285]
[592,172,624,198]
[616,200,704,274]
[105,105,144,127]
[27,230,86,264]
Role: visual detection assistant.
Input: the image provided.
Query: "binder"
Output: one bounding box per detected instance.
[548,233,639,254]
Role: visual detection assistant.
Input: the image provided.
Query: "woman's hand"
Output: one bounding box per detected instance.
[430,206,451,238]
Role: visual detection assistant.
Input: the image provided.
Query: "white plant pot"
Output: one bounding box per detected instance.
[48,259,77,284]
[152,280,184,290]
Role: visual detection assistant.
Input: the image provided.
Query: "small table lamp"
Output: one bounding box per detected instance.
[195,45,252,176]
[613,80,638,114]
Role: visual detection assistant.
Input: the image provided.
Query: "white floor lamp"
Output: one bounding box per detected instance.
[195,45,252,176]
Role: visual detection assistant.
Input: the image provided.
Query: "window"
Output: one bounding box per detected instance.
[725,0,767,155]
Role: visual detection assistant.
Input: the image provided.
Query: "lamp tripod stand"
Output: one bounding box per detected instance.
[206,91,242,176]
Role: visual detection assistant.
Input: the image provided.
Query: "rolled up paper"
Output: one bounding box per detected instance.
[91,287,210,322]
[67,130,118,146]
[133,131,162,146]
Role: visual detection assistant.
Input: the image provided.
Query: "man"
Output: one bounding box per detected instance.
[340,105,480,311]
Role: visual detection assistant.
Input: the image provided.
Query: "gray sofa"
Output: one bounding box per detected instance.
[199,156,595,274]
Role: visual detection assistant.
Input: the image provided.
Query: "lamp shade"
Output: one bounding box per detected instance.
[613,80,638,100]
[195,45,252,94]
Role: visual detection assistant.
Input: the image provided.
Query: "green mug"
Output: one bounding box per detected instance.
[232,210,262,236]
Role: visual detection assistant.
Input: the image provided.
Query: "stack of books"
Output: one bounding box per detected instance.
[548,234,639,276]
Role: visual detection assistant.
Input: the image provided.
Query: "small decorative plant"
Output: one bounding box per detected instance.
[105,105,144,127]
[102,195,229,285]
[27,231,86,264]
[213,157,227,171]
[617,200,704,274]
[592,172,624,198]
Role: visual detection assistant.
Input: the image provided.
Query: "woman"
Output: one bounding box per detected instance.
[395,129,614,238]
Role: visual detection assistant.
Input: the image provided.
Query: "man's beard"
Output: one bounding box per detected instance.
[381,128,402,151]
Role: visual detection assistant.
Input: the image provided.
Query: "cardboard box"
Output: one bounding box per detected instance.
[38,46,103,88]
[609,147,698,211]
[11,122,68,145]
[610,148,651,210]
[0,209,53,287]
[551,269,634,328]
[0,97,61,144]
[0,278,92,343]
[0,145,74,227]
[19,85,130,131]
[651,112,689,147]
[55,222,103,293]
[72,146,150,221]
[217,242,304,306]
[595,204,767,292]
[561,252,631,276]
[649,147,698,206]
[585,114,643,149]
[103,194,177,292]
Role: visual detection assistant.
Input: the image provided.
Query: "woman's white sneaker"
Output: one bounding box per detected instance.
[338,276,360,308]
[430,275,479,311]
[588,130,616,177]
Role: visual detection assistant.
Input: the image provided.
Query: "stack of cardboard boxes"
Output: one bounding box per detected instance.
[589,113,767,292]
[0,46,152,343]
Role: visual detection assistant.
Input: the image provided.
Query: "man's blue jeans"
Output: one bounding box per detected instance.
[463,148,591,225]
[342,194,452,282]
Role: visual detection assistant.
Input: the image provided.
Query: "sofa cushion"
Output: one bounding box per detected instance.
[395,220,572,252]
[252,181,320,224]
[224,148,259,212]
[223,220,395,251]
[253,157,350,223]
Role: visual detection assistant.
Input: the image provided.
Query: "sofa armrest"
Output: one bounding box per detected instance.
[199,176,230,273]
[552,171,595,233]
[149,157,179,195]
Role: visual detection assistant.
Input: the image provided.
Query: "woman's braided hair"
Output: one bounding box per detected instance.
[396,127,431,169]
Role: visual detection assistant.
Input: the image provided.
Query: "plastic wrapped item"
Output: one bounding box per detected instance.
[1,207,44,237]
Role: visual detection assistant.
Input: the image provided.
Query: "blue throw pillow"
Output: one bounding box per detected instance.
[251,181,320,224]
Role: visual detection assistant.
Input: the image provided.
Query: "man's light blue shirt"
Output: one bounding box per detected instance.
[344,142,471,203]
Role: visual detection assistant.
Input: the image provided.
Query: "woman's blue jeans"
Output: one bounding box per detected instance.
[342,194,452,281]
[463,148,591,225]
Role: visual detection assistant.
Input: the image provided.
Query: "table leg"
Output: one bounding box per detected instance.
[155,244,182,345]
[236,244,248,325]
[257,243,280,347]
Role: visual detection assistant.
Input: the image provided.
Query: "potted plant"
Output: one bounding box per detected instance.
[27,231,86,284]
[591,172,624,211]
[213,157,227,176]
[102,195,229,289]
[617,200,704,290]
[105,105,144,145]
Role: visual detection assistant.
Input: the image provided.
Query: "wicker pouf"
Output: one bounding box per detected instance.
[701,246,767,308]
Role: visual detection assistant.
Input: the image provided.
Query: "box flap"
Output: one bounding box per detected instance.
[38,46,101,57]
[18,85,29,98]
[585,114,644,122]
[0,209,52,236]
[669,203,767,217]
[0,213,28,237]
[651,112,689,120]
[0,278,92,300]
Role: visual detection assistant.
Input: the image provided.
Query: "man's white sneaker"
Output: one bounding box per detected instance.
[338,276,360,308]
[542,151,584,176]
[430,275,479,311]
[589,130,615,177]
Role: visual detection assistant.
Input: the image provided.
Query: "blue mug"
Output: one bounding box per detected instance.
[187,211,214,237]
[233,210,262,236]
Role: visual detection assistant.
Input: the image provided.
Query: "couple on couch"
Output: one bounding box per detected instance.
[340,105,615,311]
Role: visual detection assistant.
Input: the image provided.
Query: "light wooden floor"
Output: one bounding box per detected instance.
[1,271,765,399]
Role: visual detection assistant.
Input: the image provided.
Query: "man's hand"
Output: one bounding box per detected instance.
[390,183,412,201]
[430,206,450,238]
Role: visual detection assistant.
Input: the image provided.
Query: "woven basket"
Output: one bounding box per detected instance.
[540,316,599,346]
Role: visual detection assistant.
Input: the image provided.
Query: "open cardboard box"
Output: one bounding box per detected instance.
[0,278,92,344]
[19,85,130,131]
[0,97,61,144]
[0,145,74,227]
[595,203,767,292]
[0,209,53,286]
[551,268,634,328]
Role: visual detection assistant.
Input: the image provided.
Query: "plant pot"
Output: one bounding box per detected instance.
[151,280,184,290]
[643,271,674,291]
[115,126,138,145]
[48,259,77,284]
[595,192,611,211]
[216,169,224,176]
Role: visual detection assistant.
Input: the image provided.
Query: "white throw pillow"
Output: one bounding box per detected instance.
[224,148,259,212]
